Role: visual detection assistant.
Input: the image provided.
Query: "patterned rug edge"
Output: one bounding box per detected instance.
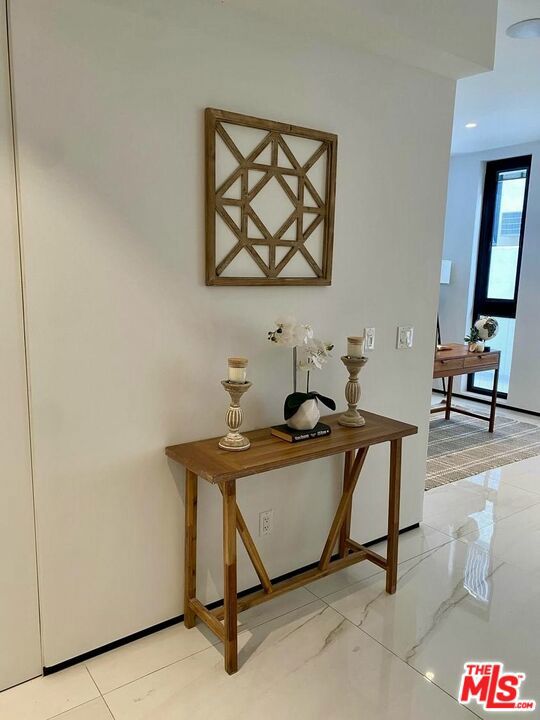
[426,413,540,491]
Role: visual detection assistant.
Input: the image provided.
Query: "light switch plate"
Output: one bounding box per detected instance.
[364,327,375,351]
[397,325,414,350]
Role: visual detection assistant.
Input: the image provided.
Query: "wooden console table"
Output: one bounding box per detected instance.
[432,343,500,432]
[166,410,417,674]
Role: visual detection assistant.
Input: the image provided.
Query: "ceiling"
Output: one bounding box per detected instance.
[452,0,540,154]
[220,0,496,80]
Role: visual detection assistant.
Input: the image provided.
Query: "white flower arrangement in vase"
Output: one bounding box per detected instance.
[267,316,336,430]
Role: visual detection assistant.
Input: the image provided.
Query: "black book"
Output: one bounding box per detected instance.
[271,422,331,443]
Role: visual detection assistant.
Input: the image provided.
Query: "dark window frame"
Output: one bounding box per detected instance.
[468,154,532,398]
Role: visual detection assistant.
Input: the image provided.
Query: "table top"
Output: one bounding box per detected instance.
[166,411,417,483]
[435,342,500,361]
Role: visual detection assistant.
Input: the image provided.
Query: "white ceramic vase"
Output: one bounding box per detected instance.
[286,398,320,430]
[468,341,485,353]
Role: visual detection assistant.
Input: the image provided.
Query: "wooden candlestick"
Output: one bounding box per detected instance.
[339,355,368,427]
[219,380,252,451]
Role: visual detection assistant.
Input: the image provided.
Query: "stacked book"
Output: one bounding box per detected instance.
[271,422,331,443]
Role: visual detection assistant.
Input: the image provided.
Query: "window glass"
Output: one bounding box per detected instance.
[487,170,527,300]
[473,317,515,395]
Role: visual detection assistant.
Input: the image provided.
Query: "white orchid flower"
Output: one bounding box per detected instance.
[269,316,299,347]
[267,318,333,392]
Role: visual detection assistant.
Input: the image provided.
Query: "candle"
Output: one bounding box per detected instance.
[347,336,365,358]
[227,357,248,383]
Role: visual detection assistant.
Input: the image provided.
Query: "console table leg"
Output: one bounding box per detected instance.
[386,439,402,594]
[222,480,238,674]
[445,376,453,420]
[489,367,499,433]
[184,469,198,629]
[338,450,354,558]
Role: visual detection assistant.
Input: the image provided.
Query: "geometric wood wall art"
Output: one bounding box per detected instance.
[205,108,337,286]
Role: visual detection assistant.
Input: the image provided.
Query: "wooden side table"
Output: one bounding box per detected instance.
[166,411,417,674]
[432,343,501,433]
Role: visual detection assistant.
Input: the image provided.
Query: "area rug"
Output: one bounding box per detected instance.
[426,412,540,490]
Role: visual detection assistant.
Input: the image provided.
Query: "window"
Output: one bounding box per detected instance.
[500,211,522,237]
[468,156,531,397]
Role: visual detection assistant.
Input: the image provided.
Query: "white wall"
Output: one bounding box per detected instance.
[0,2,41,689]
[9,0,458,666]
[439,141,540,413]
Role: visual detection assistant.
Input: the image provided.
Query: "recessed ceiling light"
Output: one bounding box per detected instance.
[465,122,477,129]
[507,18,540,39]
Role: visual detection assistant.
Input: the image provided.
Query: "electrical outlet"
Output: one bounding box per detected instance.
[364,327,375,351]
[397,325,414,349]
[259,509,273,536]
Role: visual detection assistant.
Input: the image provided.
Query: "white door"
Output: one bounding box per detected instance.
[0,4,42,690]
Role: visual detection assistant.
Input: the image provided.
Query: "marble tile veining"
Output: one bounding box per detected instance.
[423,472,540,538]
[326,541,540,719]
[458,501,540,576]
[105,601,477,720]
